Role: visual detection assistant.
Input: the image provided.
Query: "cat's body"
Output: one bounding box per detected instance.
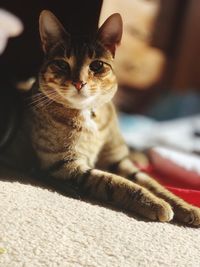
[2,10,200,226]
[30,101,124,171]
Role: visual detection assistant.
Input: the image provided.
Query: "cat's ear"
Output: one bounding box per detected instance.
[98,13,123,57]
[39,10,69,53]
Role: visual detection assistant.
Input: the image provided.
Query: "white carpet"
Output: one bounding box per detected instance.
[0,174,200,267]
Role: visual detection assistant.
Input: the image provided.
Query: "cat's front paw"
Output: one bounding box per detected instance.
[175,206,200,227]
[156,200,174,222]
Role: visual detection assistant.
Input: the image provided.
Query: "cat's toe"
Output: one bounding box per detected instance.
[157,201,174,222]
[175,206,200,227]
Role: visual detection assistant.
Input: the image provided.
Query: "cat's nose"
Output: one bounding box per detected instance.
[72,81,86,91]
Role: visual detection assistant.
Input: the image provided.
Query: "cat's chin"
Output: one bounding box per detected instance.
[66,95,97,110]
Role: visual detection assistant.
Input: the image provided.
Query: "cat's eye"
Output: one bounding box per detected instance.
[52,60,70,72]
[89,60,104,73]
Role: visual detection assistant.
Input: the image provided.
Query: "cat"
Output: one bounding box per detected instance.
[2,10,200,226]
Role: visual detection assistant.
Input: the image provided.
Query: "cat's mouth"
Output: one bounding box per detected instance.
[70,89,90,99]
[74,93,88,99]
[67,94,96,107]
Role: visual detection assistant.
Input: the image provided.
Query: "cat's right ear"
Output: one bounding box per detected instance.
[39,10,69,53]
[98,13,123,57]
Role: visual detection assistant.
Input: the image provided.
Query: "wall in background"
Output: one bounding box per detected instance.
[0,0,102,83]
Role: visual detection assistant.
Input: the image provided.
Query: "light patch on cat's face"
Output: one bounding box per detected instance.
[39,51,117,110]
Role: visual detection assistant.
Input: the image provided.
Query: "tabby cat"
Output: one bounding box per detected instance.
[3,10,200,226]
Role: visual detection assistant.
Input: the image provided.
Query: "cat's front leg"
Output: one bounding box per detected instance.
[134,172,200,227]
[109,156,200,227]
[79,169,174,222]
[49,162,173,222]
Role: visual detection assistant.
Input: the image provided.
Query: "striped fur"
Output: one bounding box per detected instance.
[9,11,200,226]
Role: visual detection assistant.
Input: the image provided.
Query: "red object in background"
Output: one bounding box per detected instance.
[149,147,200,189]
[143,165,200,208]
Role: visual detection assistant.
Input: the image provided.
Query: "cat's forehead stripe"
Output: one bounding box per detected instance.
[45,38,113,82]
[50,38,107,59]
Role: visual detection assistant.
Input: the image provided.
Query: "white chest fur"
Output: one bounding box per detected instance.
[81,110,97,132]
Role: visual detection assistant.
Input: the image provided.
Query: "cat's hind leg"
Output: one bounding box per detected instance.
[109,156,200,227]
[134,171,200,227]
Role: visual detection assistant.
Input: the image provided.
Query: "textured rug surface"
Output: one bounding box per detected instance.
[0,177,200,267]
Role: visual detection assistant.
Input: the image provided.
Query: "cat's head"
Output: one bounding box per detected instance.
[38,10,122,110]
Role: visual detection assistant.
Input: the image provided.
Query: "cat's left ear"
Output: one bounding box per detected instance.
[39,10,69,53]
[98,13,123,57]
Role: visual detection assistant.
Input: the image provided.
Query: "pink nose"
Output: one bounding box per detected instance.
[72,81,86,91]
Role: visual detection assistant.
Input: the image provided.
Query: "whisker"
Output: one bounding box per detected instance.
[28,92,58,108]
[34,98,51,108]
[28,95,49,106]
[44,99,54,108]
[31,97,55,110]
[25,92,46,101]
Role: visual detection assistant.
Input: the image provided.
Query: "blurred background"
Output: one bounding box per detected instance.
[1,0,200,153]
[1,0,200,114]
